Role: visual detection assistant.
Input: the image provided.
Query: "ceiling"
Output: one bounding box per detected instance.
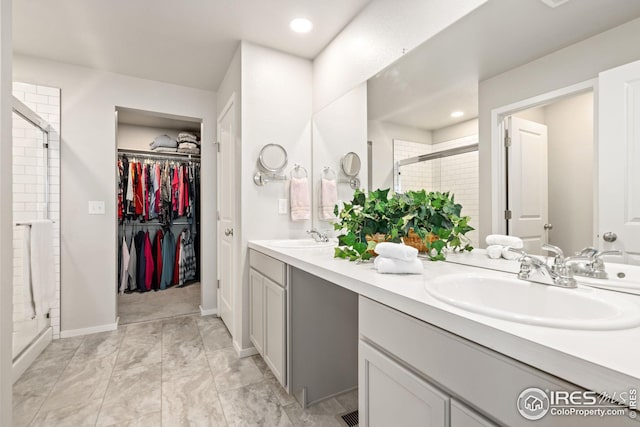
[13,0,371,91]
[368,0,640,131]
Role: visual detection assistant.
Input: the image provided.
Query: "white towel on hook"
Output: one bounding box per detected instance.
[21,226,35,319]
[290,177,311,221]
[29,220,56,318]
[320,178,338,221]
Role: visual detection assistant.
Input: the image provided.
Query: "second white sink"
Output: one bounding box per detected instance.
[425,273,640,330]
[267,239,336,249]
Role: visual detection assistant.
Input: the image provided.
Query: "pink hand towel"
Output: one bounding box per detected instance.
[320,178,338,220]
[290,177,310,221]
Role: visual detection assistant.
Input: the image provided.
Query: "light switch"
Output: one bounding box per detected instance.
[278,199,288,214]
[88,200,105,215]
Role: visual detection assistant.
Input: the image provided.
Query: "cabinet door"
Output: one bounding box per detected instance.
[264,277,286,386]
[249,269,264,354]
[451,399,498,427]
[359,340,449,427]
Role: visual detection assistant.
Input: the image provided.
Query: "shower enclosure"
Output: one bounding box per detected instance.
[394,137,480,248]
[11,83,61,378]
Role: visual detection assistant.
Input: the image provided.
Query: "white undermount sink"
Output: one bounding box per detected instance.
[425,273,640,330]
[267,239,336,249]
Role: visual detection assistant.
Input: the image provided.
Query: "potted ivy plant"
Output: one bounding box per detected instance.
[333,189,473,261]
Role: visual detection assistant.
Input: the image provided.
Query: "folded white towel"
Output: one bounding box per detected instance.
[290,177,311,221]
[319,178,338,221]
[29,220,56,318]
[502,247,521,260]
[374,242,418,261]
[486,245,503,259]
[485,234,524,249]
[375,256,423,274]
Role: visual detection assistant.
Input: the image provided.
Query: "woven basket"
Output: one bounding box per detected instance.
[402,229,438,253]
[365,233,387,256]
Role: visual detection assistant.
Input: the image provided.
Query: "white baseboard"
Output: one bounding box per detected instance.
[60,321,118,338]
[199,305,218,316]
[233,340,259,358]
[13,327,52,383]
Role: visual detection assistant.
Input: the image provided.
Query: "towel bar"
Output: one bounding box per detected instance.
[15,221,56,227]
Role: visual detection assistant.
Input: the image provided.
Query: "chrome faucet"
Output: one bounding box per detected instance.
[306,229,329,243]
[507,244,577,288]
[564,247,622,279]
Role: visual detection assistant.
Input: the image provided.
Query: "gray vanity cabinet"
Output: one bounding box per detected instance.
[249,250,286,387]
[359,296,636,427]
[360,340,449,426]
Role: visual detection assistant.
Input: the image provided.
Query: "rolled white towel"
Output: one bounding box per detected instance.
[375,257,423,274]
[374,242,418,261]
[485,234,523,249]
[502,247,521,260]
[486,245,503,259]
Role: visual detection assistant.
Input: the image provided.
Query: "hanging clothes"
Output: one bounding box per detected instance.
[119,236,130,295]
[160,228,176,290]
[173,235,181,285]
[128,232,137,291]
[179,229,197,286]
[144,231,154,291]
[152,229,164,290]
[134,231,146,291]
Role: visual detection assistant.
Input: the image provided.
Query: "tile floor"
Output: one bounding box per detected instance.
[117,282,201,325]
[12,314,358,426]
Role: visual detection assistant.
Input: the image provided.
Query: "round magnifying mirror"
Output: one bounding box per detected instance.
[259,143,288,173]
[341,152,361,177]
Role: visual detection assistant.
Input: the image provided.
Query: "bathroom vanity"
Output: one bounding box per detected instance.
[248,240,640,426]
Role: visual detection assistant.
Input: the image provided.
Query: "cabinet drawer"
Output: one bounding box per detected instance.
[451,399,497,427]
[249,249,285,285]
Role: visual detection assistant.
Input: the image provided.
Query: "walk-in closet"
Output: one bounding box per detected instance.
[115,107,203,324]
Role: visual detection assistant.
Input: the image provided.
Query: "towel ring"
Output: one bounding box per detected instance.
[321,166,337,180]
[291,164,308,179]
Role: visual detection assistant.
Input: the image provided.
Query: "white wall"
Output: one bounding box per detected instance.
[0,0,13,423]
[313,83,368,231]
[237,42,313,351]
[545,92,593,253]
[432,118,477,144]
[478,17,640,244]
[368,120,431,190]
[313,0,487,113]
[13,55,217,335]
[12,82,61,343]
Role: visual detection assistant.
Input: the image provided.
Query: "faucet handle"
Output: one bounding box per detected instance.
[542,243,564,260]
[595,249,622,258]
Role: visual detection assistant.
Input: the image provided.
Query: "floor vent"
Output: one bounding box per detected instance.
[338,409,359,427]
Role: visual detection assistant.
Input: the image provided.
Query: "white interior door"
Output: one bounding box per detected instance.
[217,96,235,331]
[599,59,640,264]
[507,116,549,255]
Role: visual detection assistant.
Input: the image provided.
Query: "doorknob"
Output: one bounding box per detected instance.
[224,228,234,237]
[603,232,617,243]
[544,223,553,230]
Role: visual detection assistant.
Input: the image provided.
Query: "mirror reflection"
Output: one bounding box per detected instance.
[259,143,288,173]
[341,152,361,177]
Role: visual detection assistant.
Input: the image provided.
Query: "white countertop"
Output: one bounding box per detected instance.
[248,240,640,395]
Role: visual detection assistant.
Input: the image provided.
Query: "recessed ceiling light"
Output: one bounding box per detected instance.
[451,111,464,118]
[290,18,313,34]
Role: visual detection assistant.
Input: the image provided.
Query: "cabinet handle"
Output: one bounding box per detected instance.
[225,228,234,237]
[603,232,617,243]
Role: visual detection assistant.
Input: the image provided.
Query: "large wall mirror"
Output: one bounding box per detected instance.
[312,0,640,263]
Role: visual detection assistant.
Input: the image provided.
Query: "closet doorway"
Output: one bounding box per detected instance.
[115,107,203,325]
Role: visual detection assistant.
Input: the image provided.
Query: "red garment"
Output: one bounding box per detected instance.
[155,164,161,214]
[135,162,144,216]
[173,236,181,285]
[183,166,189,211]
[178,165,184,216]
[144,232,154,291]
[143,164,150,221]
[117,160,124,220]
[154,229,164,290]
[172,167,179,216]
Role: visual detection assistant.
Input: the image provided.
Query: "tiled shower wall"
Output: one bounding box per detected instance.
[394,138,479,248]
[12,82,61,339]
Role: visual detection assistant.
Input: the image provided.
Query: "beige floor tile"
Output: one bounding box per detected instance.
[162,370,227,426]
[218,381,293,427]
[284,398,346,427]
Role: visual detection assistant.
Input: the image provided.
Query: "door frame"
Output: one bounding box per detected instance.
[490,79,598,240]
[216,93,237,333]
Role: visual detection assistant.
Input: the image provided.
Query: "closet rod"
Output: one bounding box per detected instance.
[118,148,201,162]
[122,221,192,227]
